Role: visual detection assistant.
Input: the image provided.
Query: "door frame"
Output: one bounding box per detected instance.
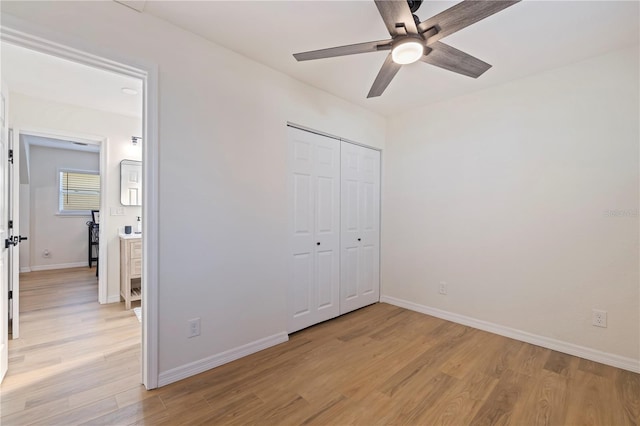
[1,17,160,389]
[14,128,107,301]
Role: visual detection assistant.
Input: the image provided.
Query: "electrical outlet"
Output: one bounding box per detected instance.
[592,309,607,328]
[188,318,201,338]
[439,281,448,295]
[110,207,125,216]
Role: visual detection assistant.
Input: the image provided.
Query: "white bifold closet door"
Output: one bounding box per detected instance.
[340,142,380,314]
[287,127,341,333]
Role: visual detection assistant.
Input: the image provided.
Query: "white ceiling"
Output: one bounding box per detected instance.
[0,42,142,118]
[142,0,639,116]
[1,2,637,119]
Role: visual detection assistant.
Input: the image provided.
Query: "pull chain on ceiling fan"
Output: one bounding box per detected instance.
[293,0,520,98]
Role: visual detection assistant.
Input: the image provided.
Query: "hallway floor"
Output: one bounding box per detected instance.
[1,267,142,425]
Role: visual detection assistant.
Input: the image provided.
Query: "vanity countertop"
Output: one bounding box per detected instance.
[119,233,142,240]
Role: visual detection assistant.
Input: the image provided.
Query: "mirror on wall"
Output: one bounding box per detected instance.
[120,159,142,206]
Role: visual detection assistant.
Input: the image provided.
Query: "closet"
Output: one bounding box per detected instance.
[287,126,380,333]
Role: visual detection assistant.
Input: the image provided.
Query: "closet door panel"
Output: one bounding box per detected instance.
[344,180,359,231]
[316,250,335,309]
[291,138,314,255]
[362,182,375,231]
[292,175,311,235]
[361,147,380,307]
[289,135,315,329]
[312,136,340,318]
[292,254,312,317]
[288,127,340,333]
[316,177,334,234]
[340,142,380,314]
[344,246,359,299]
[361,245,375,295]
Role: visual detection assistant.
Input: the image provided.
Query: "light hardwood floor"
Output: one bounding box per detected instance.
[1,268,638,425]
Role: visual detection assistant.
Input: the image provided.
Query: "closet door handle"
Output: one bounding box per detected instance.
[357,238,361,241]
[317,242,321,246]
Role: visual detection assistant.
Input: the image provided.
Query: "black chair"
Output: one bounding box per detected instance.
[87,216,99,278]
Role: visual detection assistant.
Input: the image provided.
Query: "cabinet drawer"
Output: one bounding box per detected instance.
[130,258,142,277]
[131,241,142,259]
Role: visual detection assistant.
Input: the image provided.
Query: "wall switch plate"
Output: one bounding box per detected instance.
[439,281,448,295]
[592,309,607,328]
[110,207,125,216]
[188,318,201,338]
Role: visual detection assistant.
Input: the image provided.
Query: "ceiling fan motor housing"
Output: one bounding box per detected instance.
[407,0,423,26]
[407,0,423,13]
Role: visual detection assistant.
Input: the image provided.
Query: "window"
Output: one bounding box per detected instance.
[59,170,100,213]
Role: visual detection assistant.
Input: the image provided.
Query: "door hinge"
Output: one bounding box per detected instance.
[8,290,12,300]
[8,220,13,229]
[8,149,13,164]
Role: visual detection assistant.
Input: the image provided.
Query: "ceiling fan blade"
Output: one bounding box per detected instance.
[420,41,491,78]
[375,0,419,36]
[293,39,392,61]
[367,53,402,98]
[418,0,520,44]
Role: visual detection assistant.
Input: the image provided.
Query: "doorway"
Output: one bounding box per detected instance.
[0,25,158,389]
[10,130,106,341]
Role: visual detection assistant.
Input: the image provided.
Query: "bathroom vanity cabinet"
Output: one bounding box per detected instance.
[120,234,142,310]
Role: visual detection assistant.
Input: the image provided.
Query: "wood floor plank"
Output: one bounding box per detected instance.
[31,396,120,426]
[510,369,568,426]
[470,369,530,425]
[338,336,432,402]
[439,330,503,379]
[544,350,579,378]
[513,343,551,378]
[419,371,497,425]
[564,369,632,425]
[79,395,165,425]
[578,357,619,379]
[388,372,459,424]
[616,369,640,424]
[483,338,524,379]
[1,267,638,425]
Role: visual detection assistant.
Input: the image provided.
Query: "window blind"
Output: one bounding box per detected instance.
[60,171,100,211]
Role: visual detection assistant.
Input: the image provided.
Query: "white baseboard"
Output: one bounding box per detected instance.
[20,267,32,273]
[29,262,88,271]
[380,295,640,374]
[158,332,289,387]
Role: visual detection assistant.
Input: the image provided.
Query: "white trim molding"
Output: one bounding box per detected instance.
[30,262,88,271]
[141,59,160,390]
[158,333,289,387]
[380,295,640,374]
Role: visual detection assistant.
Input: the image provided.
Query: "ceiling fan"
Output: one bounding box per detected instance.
[293,0,520,98]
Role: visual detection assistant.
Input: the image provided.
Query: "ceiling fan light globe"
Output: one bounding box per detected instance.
[391,40,424,65]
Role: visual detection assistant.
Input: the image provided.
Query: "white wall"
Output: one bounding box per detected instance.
[10,93,142,302]
[1,2,386,377]
[383,46,639,362]
[25,145,99,270]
